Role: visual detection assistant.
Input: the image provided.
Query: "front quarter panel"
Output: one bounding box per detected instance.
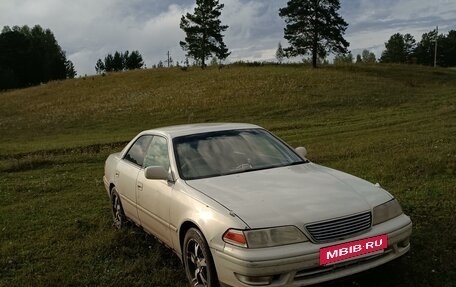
[169,179,247,257]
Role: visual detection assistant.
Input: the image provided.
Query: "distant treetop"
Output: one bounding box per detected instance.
[279,0,349,68]
[95,50,144,74]
[0,25,76,90]
[380,29,456,67]
[180,0,230,69]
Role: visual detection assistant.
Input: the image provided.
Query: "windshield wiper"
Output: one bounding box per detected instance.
[286,160,309,166]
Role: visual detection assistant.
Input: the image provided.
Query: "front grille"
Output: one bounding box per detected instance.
[306,211,372,242]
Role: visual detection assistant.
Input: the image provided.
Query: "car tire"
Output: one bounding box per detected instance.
[183,228,219,287]
[111,188,126,229]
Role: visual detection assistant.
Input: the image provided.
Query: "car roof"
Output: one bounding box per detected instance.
[141,123,262,138]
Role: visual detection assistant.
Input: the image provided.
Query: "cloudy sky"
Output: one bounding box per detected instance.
[1,0,455,75]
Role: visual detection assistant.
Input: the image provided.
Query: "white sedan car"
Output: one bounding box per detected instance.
[103,123,412,287]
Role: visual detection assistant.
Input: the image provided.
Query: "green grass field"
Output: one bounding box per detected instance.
[0,64,455,286]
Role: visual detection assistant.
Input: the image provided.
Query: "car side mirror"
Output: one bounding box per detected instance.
[295,147,307,159]
[144,166,169,181]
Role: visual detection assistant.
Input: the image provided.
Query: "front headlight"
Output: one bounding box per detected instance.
[223,226,308,248]
[373,198,403,225]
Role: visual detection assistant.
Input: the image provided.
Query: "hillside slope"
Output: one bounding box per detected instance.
[0,64,454,154]
[0,64,455,286]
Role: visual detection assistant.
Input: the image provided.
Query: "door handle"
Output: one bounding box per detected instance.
[137,182,143,191]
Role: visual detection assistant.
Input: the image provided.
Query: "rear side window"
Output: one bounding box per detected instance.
[124,135,153,167]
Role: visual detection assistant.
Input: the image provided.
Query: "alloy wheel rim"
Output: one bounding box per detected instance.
[186,239,208,287]
[113,196,122,228]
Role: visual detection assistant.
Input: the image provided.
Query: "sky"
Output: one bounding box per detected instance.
[1,0,455,75]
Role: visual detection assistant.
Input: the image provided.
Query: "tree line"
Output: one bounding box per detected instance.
[333,50,376,65]
[95,51,144,74]
[331,29,456,67]
[3,0,454,90]
[0,25,76,90]
[1,0,350,89]
[381,30,456,67]
[183,0,455,69]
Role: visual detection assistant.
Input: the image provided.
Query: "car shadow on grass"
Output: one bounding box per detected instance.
[98,224,188,285]
[315,257,411,287]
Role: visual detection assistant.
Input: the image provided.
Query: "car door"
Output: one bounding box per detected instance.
[136,135,174,247]
[116,135,153,225]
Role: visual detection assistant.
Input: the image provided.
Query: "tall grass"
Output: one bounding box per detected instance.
[0,64,455,286]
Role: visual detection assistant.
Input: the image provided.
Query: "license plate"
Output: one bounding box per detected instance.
[319,234,388,265]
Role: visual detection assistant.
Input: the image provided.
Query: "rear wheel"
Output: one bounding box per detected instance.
[183,228,218,287]
[111,188,126,229]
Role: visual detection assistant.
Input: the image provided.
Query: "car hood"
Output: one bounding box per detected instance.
[186,163,392,228]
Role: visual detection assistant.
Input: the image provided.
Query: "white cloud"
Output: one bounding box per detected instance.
[0,0,453,74]
[123,4,191,67]
[222,0,285,61]
[0,0,192,73]
[342,0,456,58]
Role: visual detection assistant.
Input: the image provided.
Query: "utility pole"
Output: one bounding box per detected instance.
[434,26,438,68]
[166,51,173,68]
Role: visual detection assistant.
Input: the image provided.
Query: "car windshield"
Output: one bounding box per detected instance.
[173,129,306,180]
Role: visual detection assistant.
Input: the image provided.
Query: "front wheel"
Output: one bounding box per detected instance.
[183,228,219,287]
[111,188,126,229]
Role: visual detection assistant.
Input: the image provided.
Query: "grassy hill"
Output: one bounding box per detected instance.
[1,64,455,286]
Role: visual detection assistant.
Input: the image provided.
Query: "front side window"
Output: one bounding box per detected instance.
[124,135,153,167]
[173,129,305,180]
[143,136,170,170]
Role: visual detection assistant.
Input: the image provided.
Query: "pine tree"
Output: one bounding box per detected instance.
[403,34,416,63]
[414,29,441,66]
[95,59,105,74]
[112,51,123,71]
[276,42,285,64]
[122,51,130,69]
[180,0,230,68]
[125,50,144,70]
[380,33,416,64]
[279,0,349,68]
[96,50,144,73]
[65,60,77,78]
[0,25,70,89]
[381,34,404,63]
[440,30,456,67]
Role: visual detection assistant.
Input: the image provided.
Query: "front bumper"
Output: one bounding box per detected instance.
[213,214,412,287]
